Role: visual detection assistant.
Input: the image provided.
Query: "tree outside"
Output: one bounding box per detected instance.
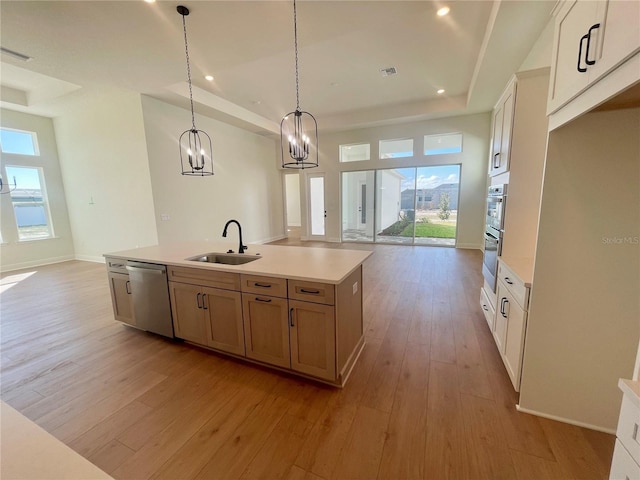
[438,192,451,221]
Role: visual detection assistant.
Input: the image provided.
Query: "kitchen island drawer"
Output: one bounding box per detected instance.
[480,287,496,330]
[105,257,128,274]
[241,274,287,298]
[497,261,529,309]
[616,392,640,466]
[168,266,240,291]
[289,279,335,305]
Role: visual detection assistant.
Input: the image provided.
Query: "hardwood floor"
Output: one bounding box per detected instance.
[1,243,615,479]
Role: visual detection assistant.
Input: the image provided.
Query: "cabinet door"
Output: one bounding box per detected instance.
[203,287,245,356]
[108,272,135,326]
[494,282,509,355]
[290,300,336,381]
[548,0,601,113]
[589,0,640,84]
[489,104,504,175]
[242,294,290,368]
[169,282,207,344]
[503,294,526,391]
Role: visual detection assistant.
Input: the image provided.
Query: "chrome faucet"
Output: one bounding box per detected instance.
[222,219,247,254]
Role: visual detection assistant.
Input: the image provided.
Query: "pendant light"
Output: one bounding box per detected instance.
[177,5,213,176]
[280,0,318,169]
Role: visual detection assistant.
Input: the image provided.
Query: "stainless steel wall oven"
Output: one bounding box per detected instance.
[482,185,507,292]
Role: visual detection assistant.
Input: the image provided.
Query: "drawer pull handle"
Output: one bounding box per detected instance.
[300,288,320,295]
[493,152,500,169]
[504,277,513,285]
[500,298,509,318]
[125,280,131,295]
[111,263,124,268]
[633,423,639,441]
[482,304,488,312]
[196,292,202,309]
[255,297,272,303]
[254,282,272,288]
[289,307,295,327]
[202,294,208,310]
[577,33,589,73]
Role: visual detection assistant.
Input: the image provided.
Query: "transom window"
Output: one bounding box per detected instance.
[339,143,370,163]
[0,128,39,156]
[424,133,463,155]
[380,138,413,159]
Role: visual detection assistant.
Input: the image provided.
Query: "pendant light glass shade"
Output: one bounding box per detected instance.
[177,5,213,176]
[280,0,318,169]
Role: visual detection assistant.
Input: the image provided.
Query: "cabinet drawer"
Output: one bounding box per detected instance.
[497,261,529,309]
[105,257,128,274]
[241,274,287,298]
[480,287,496,330]
[168,266,240,291]
[289,280,335,305]
[610,439,640,480]
[616,393,640,466]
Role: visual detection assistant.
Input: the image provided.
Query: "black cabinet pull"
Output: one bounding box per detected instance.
[196,292,202,309]
[585,23,600,66]
[493,152,500,169]
[202,294,208,310]
[289,307,295,327]
[500,297,507,316]
[255,297,272,303]
[577,33,589,73]
[254,282,271,288]
[125,280,131,295]
[482,304,488,312]
[300,288,320,295]
[504,277,513,285]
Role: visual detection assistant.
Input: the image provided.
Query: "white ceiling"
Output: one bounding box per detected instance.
[0,0,555,134]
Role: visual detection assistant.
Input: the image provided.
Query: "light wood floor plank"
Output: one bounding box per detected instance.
[0,245,615,480]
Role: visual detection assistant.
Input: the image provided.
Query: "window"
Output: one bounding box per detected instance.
[339,143,370,163]
[5,166,54,240]
[424,133,463,155]
[380,138,413,159]
[0,128,39,156]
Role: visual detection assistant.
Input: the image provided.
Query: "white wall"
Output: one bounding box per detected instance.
[52,88,158,261]
[140,96,283,246]
[519,107,640,431]
[518,17,554,71]
[301,113,490,247]
[0,109,75,271]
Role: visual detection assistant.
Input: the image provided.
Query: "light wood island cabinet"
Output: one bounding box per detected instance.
[106,257,135,326]
[105,242,371,387]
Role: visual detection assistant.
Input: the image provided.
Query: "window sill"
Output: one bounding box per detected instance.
[15,236,61,244]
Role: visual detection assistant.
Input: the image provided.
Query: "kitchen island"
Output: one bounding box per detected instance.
[104,242,372,386]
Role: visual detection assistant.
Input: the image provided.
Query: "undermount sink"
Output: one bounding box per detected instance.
[185,252,261,265]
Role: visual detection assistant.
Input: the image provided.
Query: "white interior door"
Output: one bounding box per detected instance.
[308,174,326,239]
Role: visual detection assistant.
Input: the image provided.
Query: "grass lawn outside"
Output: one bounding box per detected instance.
[400,222,456,238]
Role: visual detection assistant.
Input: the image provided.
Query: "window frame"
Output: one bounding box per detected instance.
[379,137,414,159]
[423,132,463,156]
[0,127,40,156]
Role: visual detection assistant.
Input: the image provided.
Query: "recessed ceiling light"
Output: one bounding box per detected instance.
[437,6,450,16]
[437,89,445,94]
[205,75,214,81]
[144,0,156,3]
[251,100,262,105]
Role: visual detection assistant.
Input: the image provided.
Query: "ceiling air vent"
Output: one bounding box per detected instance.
[1,46,32,62]
[380,67,397,77]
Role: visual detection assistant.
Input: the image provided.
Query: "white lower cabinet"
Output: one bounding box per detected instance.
[610,381,640,479]
[489,259,531,392]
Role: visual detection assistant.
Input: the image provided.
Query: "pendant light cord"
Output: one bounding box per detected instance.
[293,0,300,111]
[182,13,196,130]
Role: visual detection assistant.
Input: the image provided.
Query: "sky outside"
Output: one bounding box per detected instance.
[5,166,42,190]
[397,165,461,192]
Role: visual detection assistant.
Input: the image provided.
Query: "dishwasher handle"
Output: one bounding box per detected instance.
[126,265,166,275]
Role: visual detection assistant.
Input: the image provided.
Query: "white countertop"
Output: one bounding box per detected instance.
[498,256,534,287]
[619,378,640,408]
[1,401,113,480]
[104,242,373,284]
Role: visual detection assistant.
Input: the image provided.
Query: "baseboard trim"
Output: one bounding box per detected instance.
[254,234,287,245]
[74,255,106,264]
[455,243,482,250]
[515,404,616,434]
[0,255,76,273]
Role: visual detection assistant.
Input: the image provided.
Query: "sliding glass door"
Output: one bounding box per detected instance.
[341,165,460,246]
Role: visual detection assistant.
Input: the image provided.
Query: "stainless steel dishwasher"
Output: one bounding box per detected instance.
[125,261,174,338]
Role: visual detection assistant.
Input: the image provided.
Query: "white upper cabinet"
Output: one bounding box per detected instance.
[548,0,640,114]
[489,78,516,177]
